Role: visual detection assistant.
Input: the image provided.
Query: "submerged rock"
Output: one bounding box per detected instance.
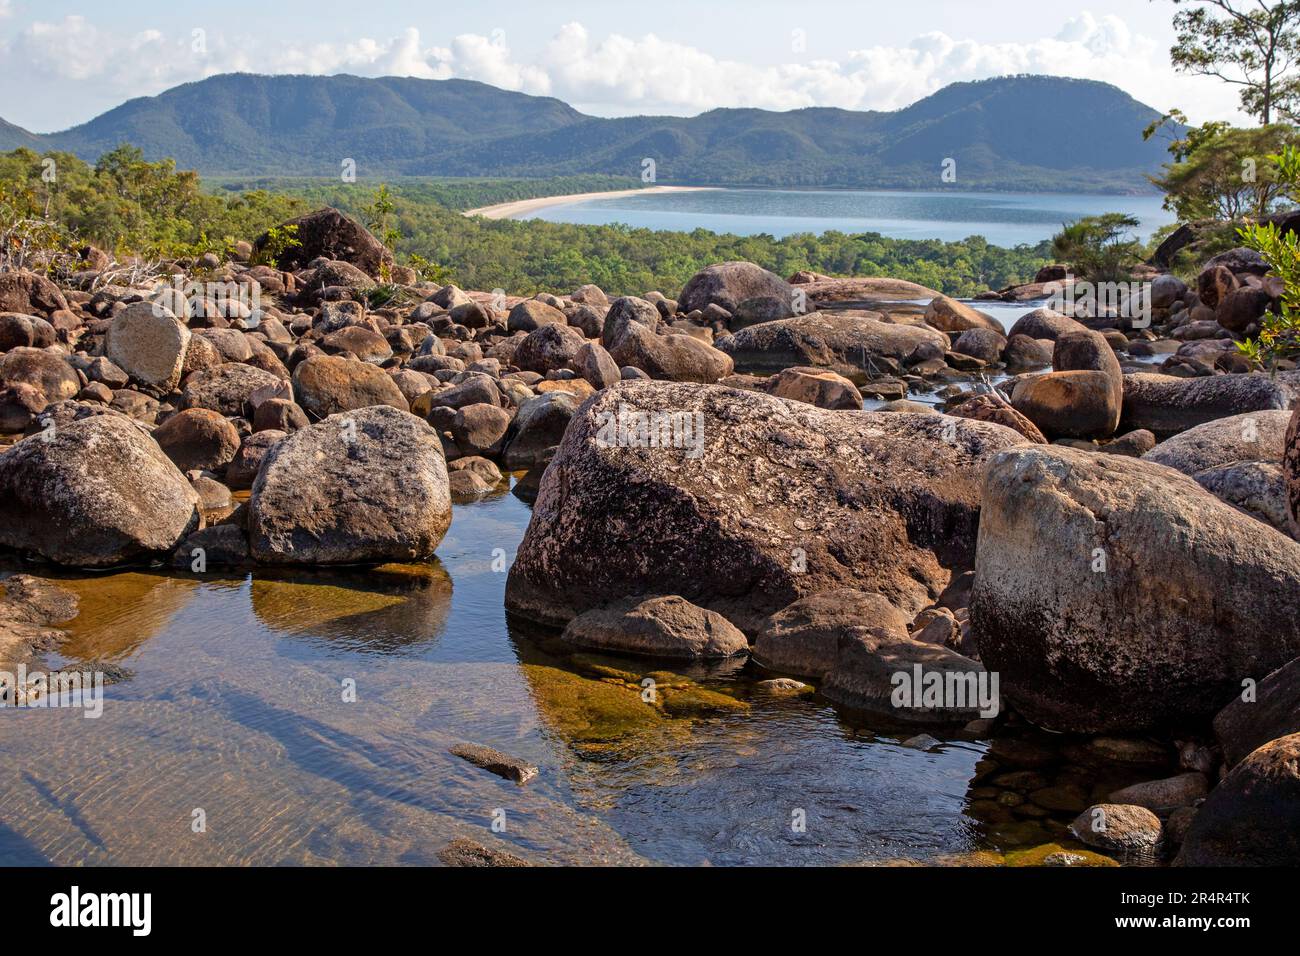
[249,404,450,564]
[437,837,532,867]
[1069,804,1162,854]
[560,595,749,660]
[449,742,538,784]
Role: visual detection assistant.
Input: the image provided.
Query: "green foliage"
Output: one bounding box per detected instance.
[1050,213,1144,282]
[405,252,455,285]
[252,224,301,269]
[2,146,1051,298]
[1237,144,1300,368]
[216,176,1052,297]
[1147,121,1297,219]
[1165,0,1300,124]
[357,283,400,310]
[0,145,307,263]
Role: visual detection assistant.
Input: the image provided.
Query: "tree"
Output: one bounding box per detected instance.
[1237,144,1300,367]
[1148,122,1297,218]
[1161,0,1300,124]
[1050,214,1144,282]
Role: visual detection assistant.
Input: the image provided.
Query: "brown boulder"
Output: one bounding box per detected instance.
[153,408,241,472]
[678,262,794,315]
[0,270,68,317]
[560,595,749,660]
[948,394,1047,443]
[254,207,392,276]
[924,296,1002,334]
[0,348,79,405]
[291,354,409,420]
[1175,733,1300,865]
[505,381,1028,633]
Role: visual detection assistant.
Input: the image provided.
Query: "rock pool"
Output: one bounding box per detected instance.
[0,478,1165,866]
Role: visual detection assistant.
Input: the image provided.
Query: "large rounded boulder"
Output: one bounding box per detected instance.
[106,302,191,393]
[972,445,1300,733]
[291,354,409,420]
[152,408,242,472]
[0,347,80,405]
[505,381,1027,633]
[249,404,450,565]
[678,262,794,316]
[717,311,947,378]
[1175,733,1300,866]
[1121,372,1298,438]
[923,296,1002,333]
[181,363,285,418]
[1144,409,1292,475]
[0,415,200,566]
[254,207,391,276]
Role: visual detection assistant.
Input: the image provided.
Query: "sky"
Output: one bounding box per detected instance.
[0,0,1253,133]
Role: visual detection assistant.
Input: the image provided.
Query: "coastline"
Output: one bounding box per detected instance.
[462,185,719,220]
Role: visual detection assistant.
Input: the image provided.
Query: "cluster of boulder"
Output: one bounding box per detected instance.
[3,206,1299,865]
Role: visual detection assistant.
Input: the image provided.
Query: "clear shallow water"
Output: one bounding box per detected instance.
[525,188,1174,247]
[0,474,1163,866]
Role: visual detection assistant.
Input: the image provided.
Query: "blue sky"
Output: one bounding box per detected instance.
[0,0,1248,131]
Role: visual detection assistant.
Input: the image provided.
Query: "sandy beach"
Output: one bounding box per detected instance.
[463,185,719,220]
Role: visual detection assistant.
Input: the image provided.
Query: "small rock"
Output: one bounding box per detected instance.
[1070,803,1163,853]
[437,836,532,867]
[449,743,538,784]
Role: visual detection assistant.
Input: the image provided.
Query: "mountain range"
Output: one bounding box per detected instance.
[0,73,1174,192]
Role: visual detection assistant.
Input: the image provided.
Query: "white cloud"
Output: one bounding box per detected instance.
[0,13,1250,131]
[0,1,13,21]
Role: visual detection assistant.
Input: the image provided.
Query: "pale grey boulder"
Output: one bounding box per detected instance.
[0,415,200,566]
[106,301,191,392]
[249,404,450,564]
